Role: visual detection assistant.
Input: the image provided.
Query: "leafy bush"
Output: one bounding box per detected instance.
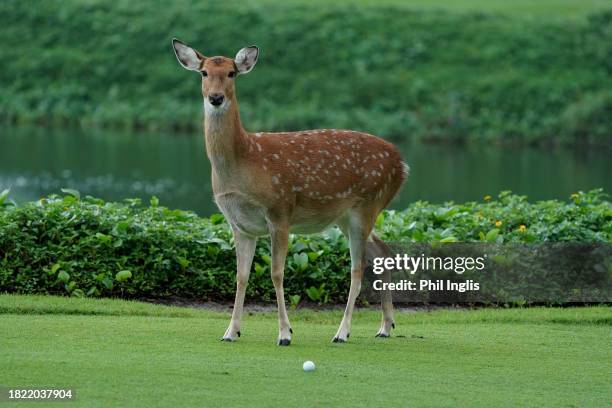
[0,189,610,302]
[0,1,611,145]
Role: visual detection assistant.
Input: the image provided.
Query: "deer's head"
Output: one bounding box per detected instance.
[172,39,259,115]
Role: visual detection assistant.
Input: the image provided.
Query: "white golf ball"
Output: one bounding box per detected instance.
[303,360,316,372]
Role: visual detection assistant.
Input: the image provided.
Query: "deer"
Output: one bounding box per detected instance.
[172,39,409,346]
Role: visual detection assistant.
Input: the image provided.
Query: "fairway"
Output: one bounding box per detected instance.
[1,296,610,407]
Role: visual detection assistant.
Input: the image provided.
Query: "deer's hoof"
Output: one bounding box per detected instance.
[332,336,347,343]
[277,338,291,346]
[220,337,235,342]
[375,332,390,338]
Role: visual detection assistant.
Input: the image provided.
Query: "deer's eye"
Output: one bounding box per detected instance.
[228,71,236,78]
[201,70,208,77]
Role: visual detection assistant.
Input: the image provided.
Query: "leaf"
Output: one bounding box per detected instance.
[209,213,225,224]
[112,221,130,235]
[254,262,265,275]
[325,227,342,243]
[58,270,70,282]
[102,277,114,290]
[293,253,309,271]
[375,212,385,228]
[150,196,159,207]
[51,263,61,274]
[95,232,112,244]
[289,295,301,309]
[176,256,190,268]
[485,228,500,242]
[115,270,132,282]
[71,289,85,298]
[434,207,457,221]
[61,188,80,200]
[261,254,271,265]
[291,241,308,252]
[440,236,457,243]
[307,250,323,262]
[0,188,9,205]
[305,286,321,301]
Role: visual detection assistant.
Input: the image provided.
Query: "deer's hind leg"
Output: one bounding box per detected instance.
[268,219,293,346]
[332,208,377,343]
[370,233,395,338]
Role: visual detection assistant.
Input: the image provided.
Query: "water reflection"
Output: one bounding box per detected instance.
[1,126,610,215]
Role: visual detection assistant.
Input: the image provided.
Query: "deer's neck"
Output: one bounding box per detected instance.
[203,98,247,178]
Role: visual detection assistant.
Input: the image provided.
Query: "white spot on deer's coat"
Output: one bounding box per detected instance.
[256,143,262,152]
[255,132,262,138]
[272,175,280,185]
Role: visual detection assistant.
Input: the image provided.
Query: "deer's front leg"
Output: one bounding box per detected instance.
[222,228,257,342]
[333,217,368,343]
[269,224,292,346]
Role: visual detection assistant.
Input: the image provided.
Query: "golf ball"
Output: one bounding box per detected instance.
[303,360,316,372]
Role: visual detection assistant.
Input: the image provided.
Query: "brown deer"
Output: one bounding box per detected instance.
[172,39,408,345]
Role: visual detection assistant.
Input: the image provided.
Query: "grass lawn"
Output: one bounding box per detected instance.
[1,295,611,407]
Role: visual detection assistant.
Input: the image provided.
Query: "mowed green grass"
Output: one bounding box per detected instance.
[1,295,611,407]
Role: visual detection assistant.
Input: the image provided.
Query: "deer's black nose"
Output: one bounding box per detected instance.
[209,93,224,106]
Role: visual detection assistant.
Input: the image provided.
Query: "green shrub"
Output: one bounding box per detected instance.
[554,91,612,145]
[0,1,611,145]
[0,189,610,302]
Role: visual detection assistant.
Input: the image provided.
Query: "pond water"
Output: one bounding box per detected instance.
[1,126,610,216]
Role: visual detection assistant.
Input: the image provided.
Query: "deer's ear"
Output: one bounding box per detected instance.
[234,46,259,75]
[172,38,205,71]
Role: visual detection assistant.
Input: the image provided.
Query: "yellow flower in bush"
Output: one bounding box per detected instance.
[519,225,527,233]
[570,193,579,200]
[495,220,502,227]
[484,195,492,201]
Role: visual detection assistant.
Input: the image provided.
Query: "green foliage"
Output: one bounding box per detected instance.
[0,190,610,302]
[376,189,612,243]
[0,1,611,145]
